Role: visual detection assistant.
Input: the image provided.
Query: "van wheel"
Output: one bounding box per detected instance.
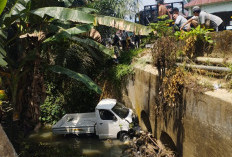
[120,133,130,142]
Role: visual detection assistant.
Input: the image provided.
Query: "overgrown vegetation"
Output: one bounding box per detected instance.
[149,17,232,112]
[109,48,144,82]
[99,48,145,100]
[149,19,216,109]
[0,0,152,155]
[0,0,149,127]
[175,26,213,58]
[162,68,186,107]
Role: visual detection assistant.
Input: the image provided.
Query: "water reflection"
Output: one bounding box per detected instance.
[21,127,126,157]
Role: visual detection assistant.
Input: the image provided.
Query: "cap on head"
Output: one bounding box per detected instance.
[192,6,201,13]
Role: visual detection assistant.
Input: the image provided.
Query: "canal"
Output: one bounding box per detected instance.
[19,126,127,157]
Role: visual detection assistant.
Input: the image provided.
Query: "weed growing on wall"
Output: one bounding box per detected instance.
[152,36,185,108]
[153,36,177,79]
[162,68,185,106]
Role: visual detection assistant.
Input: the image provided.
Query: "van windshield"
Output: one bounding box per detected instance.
[112,102,129,119]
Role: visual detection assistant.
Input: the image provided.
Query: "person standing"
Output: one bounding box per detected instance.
[121,30,127,50]
[180,6,223,31]
[157,0,172,19]
[112,33,120,63]
[134,33,140,48]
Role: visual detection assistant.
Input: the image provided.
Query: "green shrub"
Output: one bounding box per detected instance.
[114,64,133,80]
[40,83,65,124]
[113,48,143,80]
[150,15,174,37]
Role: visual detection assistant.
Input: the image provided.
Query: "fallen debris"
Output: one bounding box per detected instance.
[122,131,176,157]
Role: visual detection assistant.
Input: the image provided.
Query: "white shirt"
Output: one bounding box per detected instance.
[175,15,188,29]
[192,11,223,27]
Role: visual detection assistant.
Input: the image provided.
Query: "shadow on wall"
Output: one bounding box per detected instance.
[160,131,177,153]
[140,110,152,133]
[153,90,186,157]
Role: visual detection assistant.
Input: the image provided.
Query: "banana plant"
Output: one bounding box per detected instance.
[31,6,152,35]
[1,1,104,92]
[0,0,152,124]
[0,1,104,123]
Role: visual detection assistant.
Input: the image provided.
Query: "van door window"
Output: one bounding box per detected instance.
[99,109,115,120]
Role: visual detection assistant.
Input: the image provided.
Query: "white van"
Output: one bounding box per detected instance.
[52,99,139,141]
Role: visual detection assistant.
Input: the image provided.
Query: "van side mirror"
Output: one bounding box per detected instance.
[113,116,117,121]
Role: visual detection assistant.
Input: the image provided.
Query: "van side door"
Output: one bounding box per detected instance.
[96,109,120,139]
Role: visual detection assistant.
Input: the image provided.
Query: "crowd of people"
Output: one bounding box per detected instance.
[105,1,224,63]
[104,30,140,63]
[157,0,224,32]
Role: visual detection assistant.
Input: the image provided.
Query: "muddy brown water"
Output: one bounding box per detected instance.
[20,126,127,157]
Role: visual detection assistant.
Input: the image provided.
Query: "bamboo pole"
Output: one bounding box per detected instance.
[176,63,231,72]
[177,57,232,65]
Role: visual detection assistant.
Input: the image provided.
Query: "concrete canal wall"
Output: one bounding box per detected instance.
[121,64,232,157]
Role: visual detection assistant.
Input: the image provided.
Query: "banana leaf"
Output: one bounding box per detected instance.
[0,29,7,46]
[44,24,94,43]
[31,7,95,24]
[96,15,152,35]
[71,36,114,57]
[0,45,7,67]
[49,65,102,94]
[11,0,30,15]
[0,0,7,15]
[2,0,31,26]
[0,29,7,39]
[31,7,152,35]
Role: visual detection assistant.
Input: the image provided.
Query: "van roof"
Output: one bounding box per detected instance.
[96,99,117,110]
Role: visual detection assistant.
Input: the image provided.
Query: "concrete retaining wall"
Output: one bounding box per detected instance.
[122,64,232,157]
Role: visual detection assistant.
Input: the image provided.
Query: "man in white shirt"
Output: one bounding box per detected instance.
[181,6,223,31]
[172,7,191,31]
[173,14,189,31]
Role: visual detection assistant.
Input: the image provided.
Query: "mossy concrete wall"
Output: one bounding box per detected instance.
[122,64,232,157]
[0,124,17,157]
